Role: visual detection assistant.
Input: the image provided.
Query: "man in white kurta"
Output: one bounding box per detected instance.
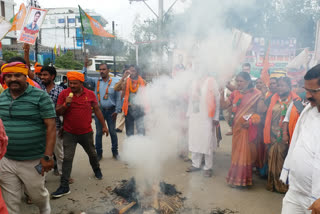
[186,76,220,177]
[280,64,320,214]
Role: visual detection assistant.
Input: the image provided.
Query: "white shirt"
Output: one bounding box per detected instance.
[288,107,320,196]
[283,102,293,123]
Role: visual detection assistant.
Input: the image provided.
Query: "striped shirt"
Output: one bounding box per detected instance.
[0,84,56,160]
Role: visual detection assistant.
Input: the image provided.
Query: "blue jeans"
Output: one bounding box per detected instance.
[94,107,118,156]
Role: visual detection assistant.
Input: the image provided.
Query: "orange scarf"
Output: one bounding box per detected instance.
[288,99,302,143]
[206,77,216,118]
[263,92,299,144]
[122,76,146,116]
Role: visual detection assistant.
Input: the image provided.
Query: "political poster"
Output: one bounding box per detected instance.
[18,7,47,45]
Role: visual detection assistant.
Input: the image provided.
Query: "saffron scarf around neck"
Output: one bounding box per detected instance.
[206,77,216,118]
[122,76,145,116]
[263,91,299,144]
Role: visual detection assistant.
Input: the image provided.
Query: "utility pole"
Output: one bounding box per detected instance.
[112,21,116,76]
[158,0,163,75]
[129,0,181,75]
[73,36,76,59]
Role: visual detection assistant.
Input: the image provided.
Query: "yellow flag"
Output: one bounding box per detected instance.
[53,45,57,56]
[9,3,26,32]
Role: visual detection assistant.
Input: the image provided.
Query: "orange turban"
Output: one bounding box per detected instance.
[1,62,28,76]
[34,62,42,74]
[67,71,85,82]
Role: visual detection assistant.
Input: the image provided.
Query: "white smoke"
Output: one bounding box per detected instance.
[122,0,256,193]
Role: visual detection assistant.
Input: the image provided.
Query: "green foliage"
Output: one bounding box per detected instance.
[224,0,318,48]
[132,15,174,73]
[54,51,83,70]
[43,58,51,66]
[3,50,22,62]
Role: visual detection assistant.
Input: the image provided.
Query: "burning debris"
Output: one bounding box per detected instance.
[210,208,239,214]
[113,178,138,203]
[159,182,181,196]
[109,177,184,214]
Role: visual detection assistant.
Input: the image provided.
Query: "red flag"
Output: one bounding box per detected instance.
[261,45,270,86]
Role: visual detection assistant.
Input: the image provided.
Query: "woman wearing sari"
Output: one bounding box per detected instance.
[255,78,268,174]
[263,77,299,193]
[220,72,262,187]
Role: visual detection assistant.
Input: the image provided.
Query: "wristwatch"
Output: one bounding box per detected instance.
[43,155,53,161]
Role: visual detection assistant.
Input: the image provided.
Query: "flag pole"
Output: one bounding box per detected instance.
[78,5,87,60]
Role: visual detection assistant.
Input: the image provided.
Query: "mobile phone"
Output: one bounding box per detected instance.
[35,163,42,175]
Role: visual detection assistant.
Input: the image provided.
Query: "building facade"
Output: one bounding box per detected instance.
[40,7,108,49]
[0,0,16,45]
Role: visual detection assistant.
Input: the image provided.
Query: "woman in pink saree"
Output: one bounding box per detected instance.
[221,72,262,187]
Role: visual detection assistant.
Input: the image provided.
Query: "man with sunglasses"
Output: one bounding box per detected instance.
[82,59,122,161]
[281,64,320,214]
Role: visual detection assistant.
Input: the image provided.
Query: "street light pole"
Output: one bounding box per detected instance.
[129,0,181,74]
[112,21,117,76]
[158,0,163,75]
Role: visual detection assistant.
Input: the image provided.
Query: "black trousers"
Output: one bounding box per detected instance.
[125,106,145,136]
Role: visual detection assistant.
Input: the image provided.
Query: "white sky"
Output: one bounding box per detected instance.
[13,0,190,42]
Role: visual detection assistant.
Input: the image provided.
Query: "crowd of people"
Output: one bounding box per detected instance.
[219,63,320,214]
[0,54,147,213]
[0,53,319,214]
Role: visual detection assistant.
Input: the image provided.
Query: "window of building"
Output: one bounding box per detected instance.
[58,18,65,23]
[1,1,5,17]
[50,18,55,24]
[68,18,75,23]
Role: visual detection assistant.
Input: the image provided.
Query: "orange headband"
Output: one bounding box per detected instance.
[34,66,42,74]
[1,62,28,76]
[67,71,85,82]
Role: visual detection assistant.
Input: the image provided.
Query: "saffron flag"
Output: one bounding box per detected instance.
[261,45,270,86]
[0,16,11,41]
[9,3,26,32]
[78,5,114,38]
[53,45,57,56]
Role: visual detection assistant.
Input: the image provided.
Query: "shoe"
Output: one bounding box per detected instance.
[51,186,70,198]
[113,153,119,160]
[53,169,60,176]
[69,178,74,184]
[225,131,233,136]
[204,170,212,177]
[186,166,201,173]
[97,154,102,162]
[115,128,122,133]
[94,168,103,180]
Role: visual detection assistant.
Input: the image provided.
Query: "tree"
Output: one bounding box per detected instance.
[3,50,22,62]
[55,51,83,70]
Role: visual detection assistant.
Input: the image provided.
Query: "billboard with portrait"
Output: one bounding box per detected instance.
[18,7,47,45]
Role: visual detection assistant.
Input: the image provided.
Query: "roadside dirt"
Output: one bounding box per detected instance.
[22,121,283,214]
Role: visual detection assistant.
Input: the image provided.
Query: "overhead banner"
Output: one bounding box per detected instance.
[232,28,252,55]
[18,7,47,45]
